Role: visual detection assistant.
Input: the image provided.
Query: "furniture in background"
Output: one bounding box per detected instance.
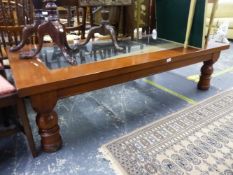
[0,0,35,69]
[0,75,37,157]
[76,0,133,51]
[10,0,95,65]
[0,44,6,77]
[135,0,156,37]
[0,0,33,26]
[10,0,79,65]
[58,0,88,40]
[58,6,76,27]
[0,42,7,77]
[206,0,233,39]
[85,4,134,38]
[7,38,229,153]
[10,0,134,64]
[0,0,37,157]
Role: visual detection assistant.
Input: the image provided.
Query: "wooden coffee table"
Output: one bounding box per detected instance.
[7,38,229,153]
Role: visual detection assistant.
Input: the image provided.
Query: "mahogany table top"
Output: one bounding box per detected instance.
[7,38,229,98]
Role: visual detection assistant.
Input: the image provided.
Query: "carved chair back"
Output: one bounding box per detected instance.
[57,0,88,39]
[0,0,34,49]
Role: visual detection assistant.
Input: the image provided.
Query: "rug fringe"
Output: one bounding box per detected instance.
[99,146,129,175]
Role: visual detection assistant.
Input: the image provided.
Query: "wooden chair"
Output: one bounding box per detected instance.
[0,41,7,77]
[0,0,34,68]
[58,0,95,39]
[0,0,33,25]
[58,6,76,27]
[0,74,37,157]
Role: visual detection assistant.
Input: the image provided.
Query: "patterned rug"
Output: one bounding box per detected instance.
[100,90,233,175]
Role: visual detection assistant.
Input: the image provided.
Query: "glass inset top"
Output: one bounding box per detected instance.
[79,0,132,6]
[39,37,183,70]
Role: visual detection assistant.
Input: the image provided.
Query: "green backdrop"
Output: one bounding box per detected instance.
[156,0,206,48]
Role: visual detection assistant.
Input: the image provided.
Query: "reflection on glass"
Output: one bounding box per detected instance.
[39,37,182,70]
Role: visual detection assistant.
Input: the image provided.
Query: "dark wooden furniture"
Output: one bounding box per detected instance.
[7,38,229,153]
[0,75,37,157]
[58,0,87,39]
[9,0,134,64]
[0,0,34,46]
[0,0,34,68]
[10,0,81,65]
[0,42,6,77]
[0,0,33,27]
[77,0,133,50]
[76,9,124,51]
[59,0,135,39]
[62,0,135,39]
[57,1,88,39]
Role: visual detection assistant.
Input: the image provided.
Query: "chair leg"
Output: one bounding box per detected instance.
[2,108,10,127]
[81,7,87,39]
[17,98,37,157]
[0,107,21,137]
[0,69,6,78]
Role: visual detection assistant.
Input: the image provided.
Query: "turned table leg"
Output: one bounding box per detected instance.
[198,53,220,90]
[30,92,62,152]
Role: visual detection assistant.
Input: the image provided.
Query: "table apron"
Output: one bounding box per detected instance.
[17,51,220,98]
[57,53,214,99]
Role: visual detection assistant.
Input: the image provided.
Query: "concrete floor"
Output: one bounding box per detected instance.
[0,42,232,175]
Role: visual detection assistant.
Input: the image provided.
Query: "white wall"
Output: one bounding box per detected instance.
[219,0,233,3]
